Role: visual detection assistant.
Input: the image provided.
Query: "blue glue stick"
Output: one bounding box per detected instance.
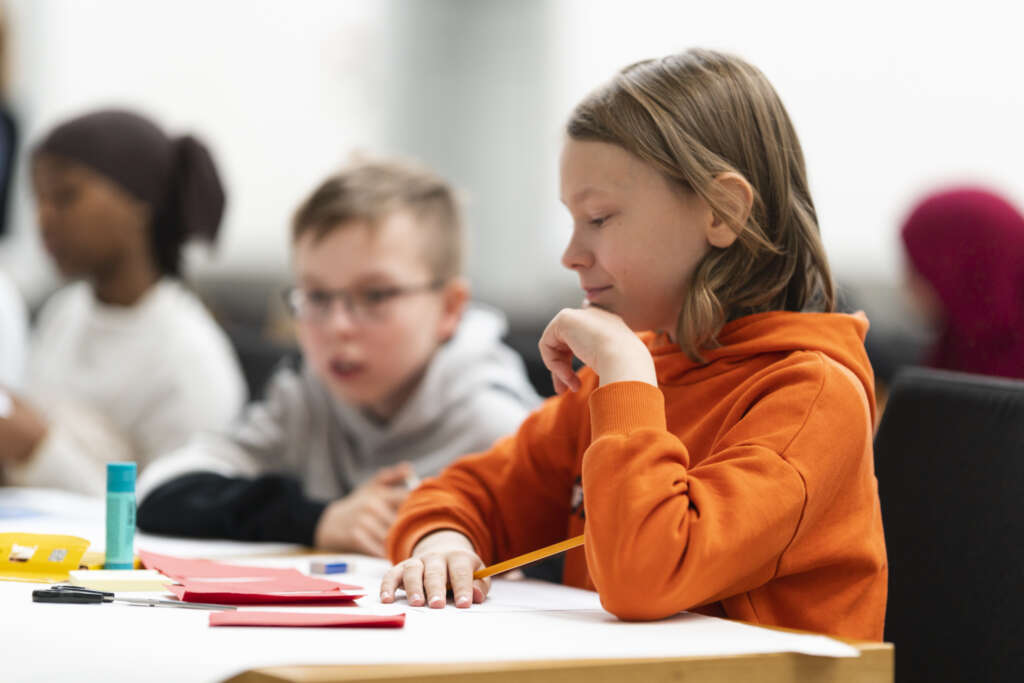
[105,462,137,569]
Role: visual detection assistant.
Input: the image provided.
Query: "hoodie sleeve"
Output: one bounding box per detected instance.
[136,365,327,544]
[387,386,586,565]
[128,330,247,472]
[136,471,327,545]
[582,353,873,622]
[4,406,134,496]
[136,365,308,497]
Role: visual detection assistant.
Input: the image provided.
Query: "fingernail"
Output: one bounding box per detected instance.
[429,595,444,608]
[411,593,423,604]
[456,595,470,608]
[380,591,391,601]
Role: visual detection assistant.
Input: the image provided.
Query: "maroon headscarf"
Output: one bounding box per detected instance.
[901,188,1024,380]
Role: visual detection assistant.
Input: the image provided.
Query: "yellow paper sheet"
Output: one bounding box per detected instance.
[0,533,90,583]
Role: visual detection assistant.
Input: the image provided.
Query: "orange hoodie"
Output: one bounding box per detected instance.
[388,311,887,640]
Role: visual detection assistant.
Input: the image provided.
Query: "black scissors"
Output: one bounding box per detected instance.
[32,584,236,611]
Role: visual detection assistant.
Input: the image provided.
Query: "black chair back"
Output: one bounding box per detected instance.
[874,367,1024,682]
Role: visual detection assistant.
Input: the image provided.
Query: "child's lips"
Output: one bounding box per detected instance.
[329,359,365,379]
[584,286,612,302]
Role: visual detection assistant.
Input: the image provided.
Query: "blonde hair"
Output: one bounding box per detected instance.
[292,156,463,281]
[567,49,834,360]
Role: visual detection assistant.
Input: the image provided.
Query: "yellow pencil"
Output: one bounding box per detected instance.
[473,534,585,580]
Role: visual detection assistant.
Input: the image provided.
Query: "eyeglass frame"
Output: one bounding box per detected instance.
[281,279,446,325]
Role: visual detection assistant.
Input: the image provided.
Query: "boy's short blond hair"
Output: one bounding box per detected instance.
[292,157,463,281]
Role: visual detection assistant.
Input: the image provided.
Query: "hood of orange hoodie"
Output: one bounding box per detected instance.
[646,311,874,409]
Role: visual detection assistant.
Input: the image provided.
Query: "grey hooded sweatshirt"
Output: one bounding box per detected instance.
[136,305,541,545]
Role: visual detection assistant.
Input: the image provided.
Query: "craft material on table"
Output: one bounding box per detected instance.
[474,534,585,580]
[68,568,173,591]
[310,558,348,574]
[140,549,364,604]
[32,584,235,610]
[139,549,308,580]
[209,611,406,628]
[0,533,90,583]
[168,581,363,605]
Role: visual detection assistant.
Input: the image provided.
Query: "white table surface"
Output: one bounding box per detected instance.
[0,487,858,683]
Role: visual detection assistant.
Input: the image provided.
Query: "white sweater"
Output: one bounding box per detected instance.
[6,279,246,495]
[0,270,27,389]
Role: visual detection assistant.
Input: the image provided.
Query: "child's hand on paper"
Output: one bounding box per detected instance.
[539,306,657,394]
[313,463,413,557]
[379,529,490,609]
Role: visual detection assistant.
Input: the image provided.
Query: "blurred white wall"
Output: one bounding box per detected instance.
[549,0,1024,292]
[1,0,395,305]
[1,0,1022,325]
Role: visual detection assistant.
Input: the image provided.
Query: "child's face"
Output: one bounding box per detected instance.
[291,211,464,420]
[559,139,713,337]
[31,155,150,279]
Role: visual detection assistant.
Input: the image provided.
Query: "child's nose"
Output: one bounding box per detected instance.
[323,300,360,336]
[561,229,593,271]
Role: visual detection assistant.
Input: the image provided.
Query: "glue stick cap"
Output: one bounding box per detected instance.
[106,462,136,493]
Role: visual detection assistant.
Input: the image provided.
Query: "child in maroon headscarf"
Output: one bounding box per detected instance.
[901,188,1024,380]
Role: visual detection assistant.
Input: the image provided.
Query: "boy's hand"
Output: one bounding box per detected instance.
[0,391,49,465]
[313,463,414,557]
[379,529,490,609]
[539,306,657,394]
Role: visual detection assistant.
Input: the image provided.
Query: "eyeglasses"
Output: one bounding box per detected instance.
[281,281,444,325]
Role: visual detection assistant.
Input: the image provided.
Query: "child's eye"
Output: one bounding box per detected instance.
[359,288,400,306]
[589,214,611,227]
[306,290,333,307]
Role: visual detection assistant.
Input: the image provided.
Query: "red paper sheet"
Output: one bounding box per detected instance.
[168,584,363,605]
[139,550,319,581]
[139,550,363,599]
[210,611,405,628]
[182,574,358,592]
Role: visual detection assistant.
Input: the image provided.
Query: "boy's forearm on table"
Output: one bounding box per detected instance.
[137,471,327,546]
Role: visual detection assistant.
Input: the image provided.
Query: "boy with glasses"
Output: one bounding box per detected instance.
[136,158,540,555]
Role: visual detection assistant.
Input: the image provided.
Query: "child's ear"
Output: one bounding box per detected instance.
[705,172,754,249]
[437,276,470,342]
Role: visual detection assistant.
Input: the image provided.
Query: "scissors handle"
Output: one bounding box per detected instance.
[33,584,234,611]
[33,588,108,604]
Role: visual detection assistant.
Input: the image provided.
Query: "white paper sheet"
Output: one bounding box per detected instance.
[1,487,860,683]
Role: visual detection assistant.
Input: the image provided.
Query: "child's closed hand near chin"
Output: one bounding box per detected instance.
[379,529,490,608]
[539,306,657,394]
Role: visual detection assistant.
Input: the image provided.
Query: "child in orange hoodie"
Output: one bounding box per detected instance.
[381,48,887,640]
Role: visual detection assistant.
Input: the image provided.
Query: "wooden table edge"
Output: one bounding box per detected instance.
[225,637,893,683]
